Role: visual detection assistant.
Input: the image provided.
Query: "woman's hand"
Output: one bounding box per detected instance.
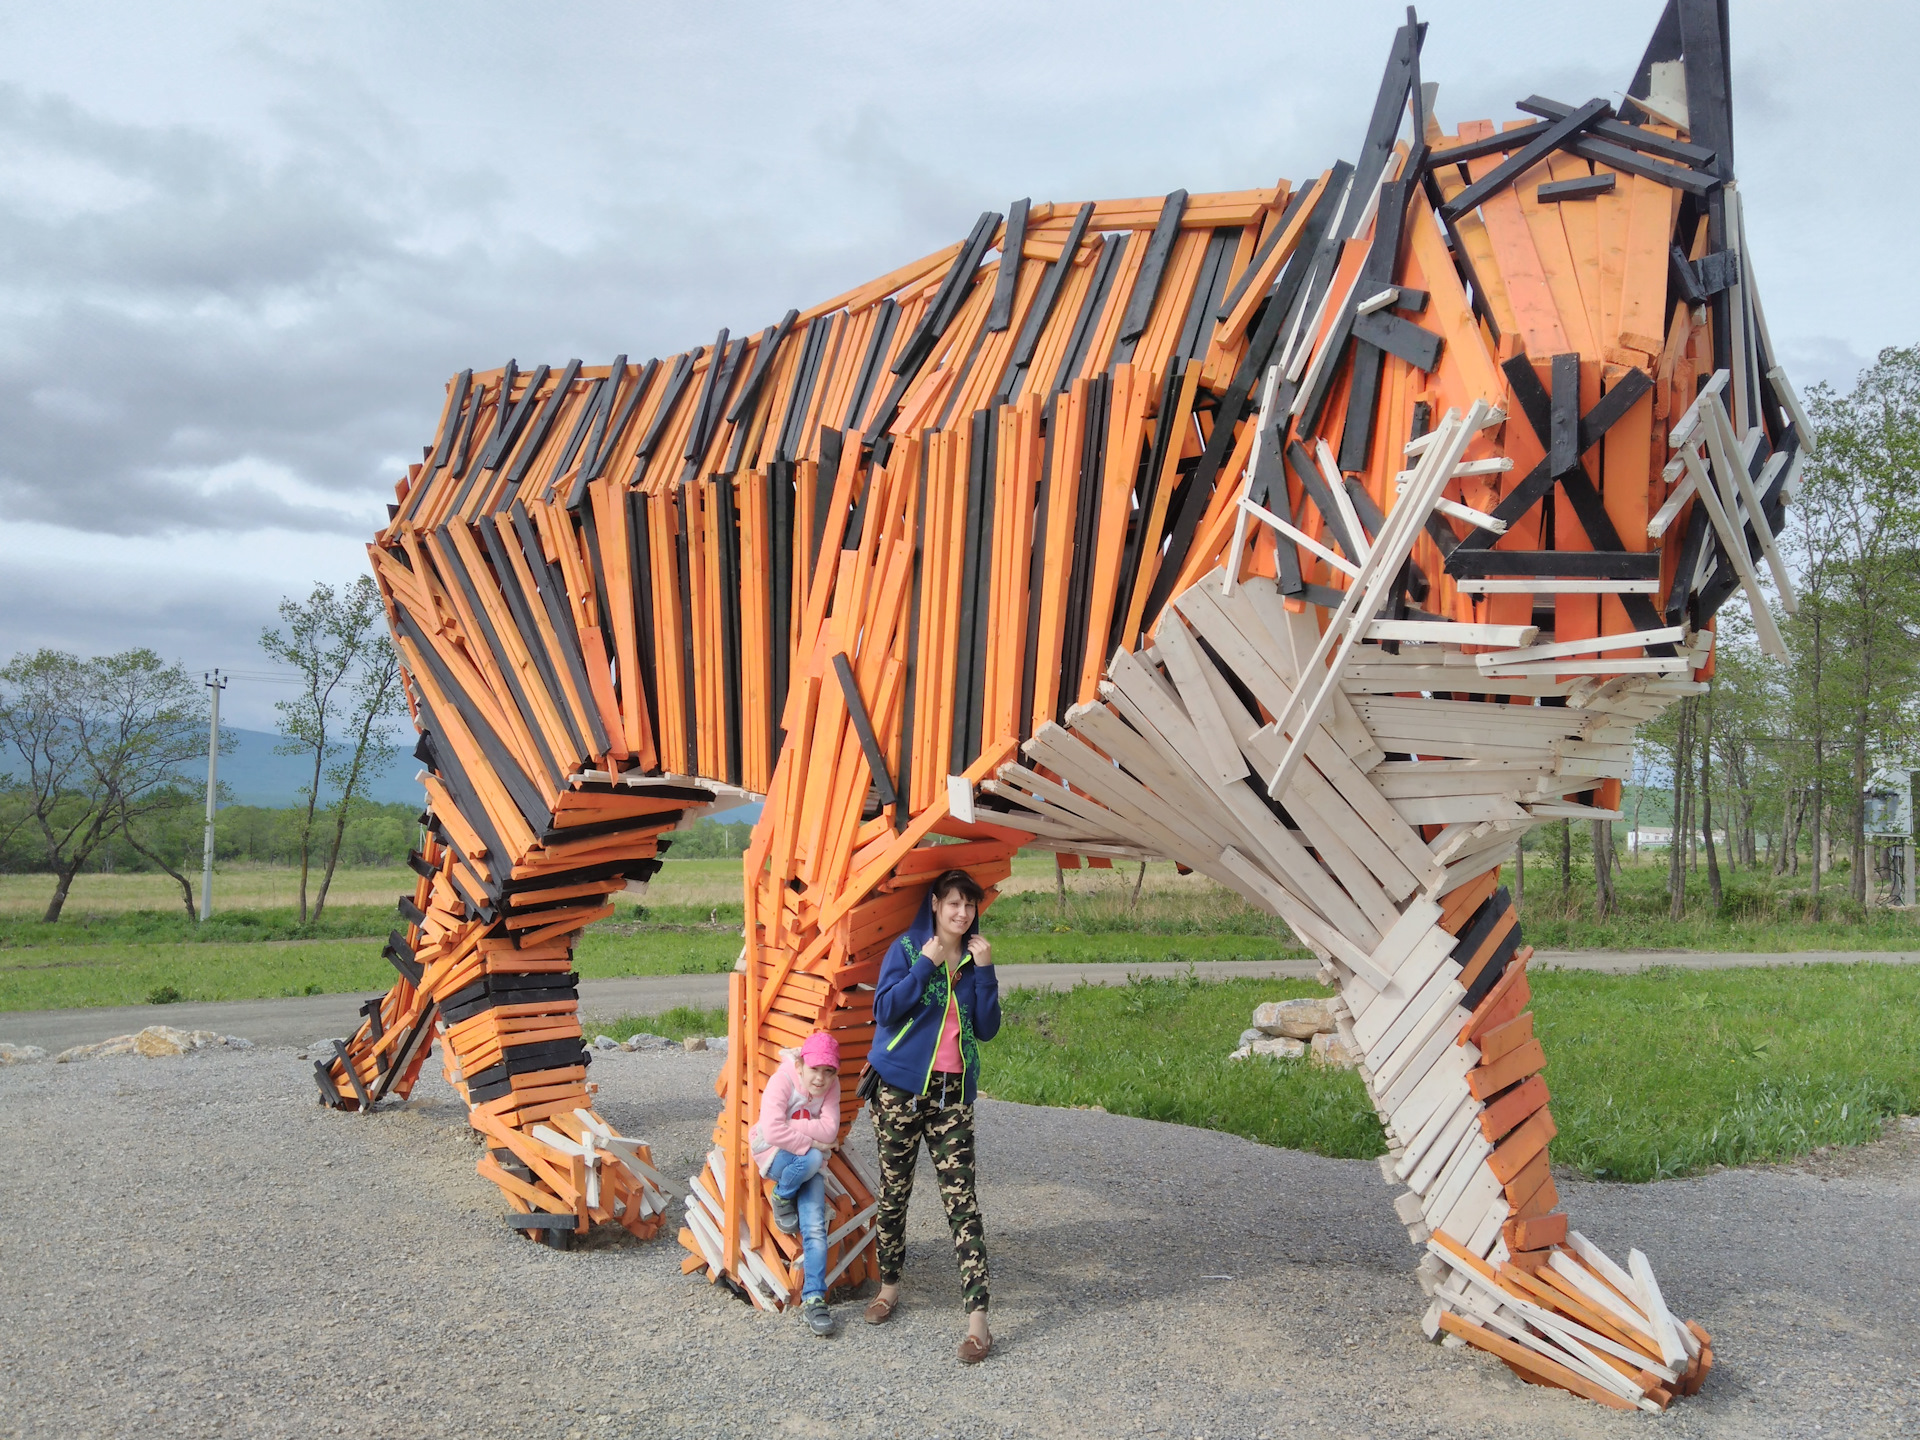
[967,934,993,968]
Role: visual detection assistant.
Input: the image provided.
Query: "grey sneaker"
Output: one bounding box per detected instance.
[771,1194,799,1234]
[803,1297,835,1336]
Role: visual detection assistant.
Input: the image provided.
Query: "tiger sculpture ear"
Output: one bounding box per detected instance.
[323,0,1767,1405]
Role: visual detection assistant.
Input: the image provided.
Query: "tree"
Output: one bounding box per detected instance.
[0,649,209,921]
[1792,348,1920,913]
[260,577,406,923]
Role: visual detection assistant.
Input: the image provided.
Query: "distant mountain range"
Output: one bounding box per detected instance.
[214,728,423,808]
[213,729,760,822]
[4,727,762,822]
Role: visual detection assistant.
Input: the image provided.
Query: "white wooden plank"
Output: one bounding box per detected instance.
[1386,1040,1476,1139]
[1628,1249,1690,1369]
[1404,1094,1481,1191]
[1424,1132,1493,1225]
[1454,578,1659,594]
[1435,1160,1503,1245]
[1365,619,1537,646]
[1392,793,1532,826]
[1380,1002,1476,1117]
[1154,614,1252,786]
[1475,625,1686,668]
[1375,989,1471,1095]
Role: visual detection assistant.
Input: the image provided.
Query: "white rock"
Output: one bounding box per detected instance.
[224,1036,254,1050]
[133,1025,225,1057]
[1237,1027,1263,1048]
[1248,1035,1308,1060]
[0,1043,47,1065]
[1252,999,1335,1039]
[56,1035,137,1063]
[592,1034,620,1051]
[1227,1045,1253,1062]
[1309,1031,1361,1069]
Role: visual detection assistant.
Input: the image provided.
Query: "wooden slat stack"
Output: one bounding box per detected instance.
[324,0,1780,1398]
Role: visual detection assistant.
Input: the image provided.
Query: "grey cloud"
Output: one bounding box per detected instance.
[0,0,1908,673]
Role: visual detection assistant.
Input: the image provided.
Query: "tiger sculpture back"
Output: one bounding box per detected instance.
[321,0,1789,1407]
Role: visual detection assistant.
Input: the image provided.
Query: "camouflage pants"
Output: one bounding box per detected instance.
[871,1074,989,1312]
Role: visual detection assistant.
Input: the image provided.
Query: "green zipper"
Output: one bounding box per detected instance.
[922,982,957,1092]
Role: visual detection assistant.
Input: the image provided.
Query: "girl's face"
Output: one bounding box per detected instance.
[935,888,976,941]
[799,1061,836,1097]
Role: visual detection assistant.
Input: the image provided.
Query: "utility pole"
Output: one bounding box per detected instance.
[200,670,227,921]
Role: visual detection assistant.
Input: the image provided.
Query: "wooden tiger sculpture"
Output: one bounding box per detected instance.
[320,0,1800,1408]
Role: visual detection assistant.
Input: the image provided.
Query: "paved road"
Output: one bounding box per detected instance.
[3,948,1914,1052]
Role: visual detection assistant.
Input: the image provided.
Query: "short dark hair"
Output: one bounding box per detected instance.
[928,868,985,905]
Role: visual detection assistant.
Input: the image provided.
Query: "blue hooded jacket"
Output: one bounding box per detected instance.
[867,889,1000,1104]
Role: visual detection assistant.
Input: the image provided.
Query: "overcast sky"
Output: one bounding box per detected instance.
[0,0,1905,727]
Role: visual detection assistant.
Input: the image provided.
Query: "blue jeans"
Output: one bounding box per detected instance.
[766,1147,828,1301]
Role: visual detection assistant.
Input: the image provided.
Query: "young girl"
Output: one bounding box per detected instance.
[863,867,999,1364]
[752,1030,841,1335]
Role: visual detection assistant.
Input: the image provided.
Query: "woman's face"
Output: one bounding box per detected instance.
[935,888,976,941]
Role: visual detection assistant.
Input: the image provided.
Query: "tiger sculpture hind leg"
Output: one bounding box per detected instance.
[324,0,1794,1404]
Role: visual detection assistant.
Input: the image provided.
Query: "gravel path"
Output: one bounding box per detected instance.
[6,949,1916,1052]
[2,1046,1915,1439]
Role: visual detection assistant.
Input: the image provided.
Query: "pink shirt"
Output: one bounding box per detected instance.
[932,972,963,1073]
[751,1056,841,1174]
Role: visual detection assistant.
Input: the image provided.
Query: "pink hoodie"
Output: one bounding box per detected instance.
[751,1056,841,1175]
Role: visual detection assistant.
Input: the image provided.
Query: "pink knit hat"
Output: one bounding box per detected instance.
[800,1032,840,1069]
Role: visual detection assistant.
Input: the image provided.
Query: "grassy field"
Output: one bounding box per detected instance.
[4,849,1916,1014]
[0,866,422,916]
[983,962,1920,1181]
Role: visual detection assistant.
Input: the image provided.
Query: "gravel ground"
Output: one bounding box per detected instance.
[2,1047,1915,1440]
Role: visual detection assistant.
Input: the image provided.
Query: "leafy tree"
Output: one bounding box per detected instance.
[260,577,406,922]
[0,649,210,921]
[1791,347,1920,913]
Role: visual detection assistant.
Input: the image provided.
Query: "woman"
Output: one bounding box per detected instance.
[862,867,999,1364]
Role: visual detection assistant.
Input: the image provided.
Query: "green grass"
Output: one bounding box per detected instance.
[592,1005,731,1043]
[1515,855,1920,952]
[983,963,1920,1181]
[0,905,395,949]
[0,939,398,1010]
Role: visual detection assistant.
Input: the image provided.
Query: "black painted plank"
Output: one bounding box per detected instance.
[1350,309,1443,371]
[1213,181,1314,325]
[503,359,582,499]
[999,201,1094,398]
[1677,0,1734,180]
[434,523,565,790]
[1446,550,1661,579]
[832,652,897,808]
[1564,135,1716,195]
[1537,174,1616,203]
[1116,189,1189,349]
[1050,232,1127,396]
[1549,354,1582,476]
[634,351,698,483]
[1516,95,1716,169]
[726,309,801,425]
[841,300,899,432]
[986,199,1031,334]
[509,501,611,756]
[478,516,590,763]
[1441,98,1612,220]
[584,355,659,484]
[626,492,662,761]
